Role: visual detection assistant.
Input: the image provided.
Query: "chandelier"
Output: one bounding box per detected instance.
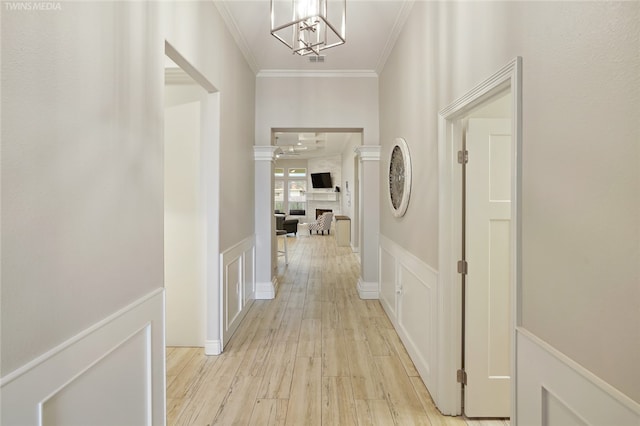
[270,0,346,56]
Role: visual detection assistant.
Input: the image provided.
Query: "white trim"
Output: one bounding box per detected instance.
[205,340,222,356]
[164,67,197,85]
[354,145,381,161]
[220,236,256,348]
[256,69,378,78]
[221,235,255,261]
[165,41,217,93]
[0,288,164,387]
[516,328,640,425]
[379,234,438,395]
[356,278,379,299]
[374,0,415,74]
[38,324,152,417]
[437,57,522,416]
[255,276,278,299]
[214,1,259,74]
[253,145,280,162]
[1,289,165,425]
[379,234,438,280]
[201,91,222,354]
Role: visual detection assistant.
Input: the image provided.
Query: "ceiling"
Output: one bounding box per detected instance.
[213,1,411,158]
[215,0,414,75]
[168,2,411,159]
[274,131,358,160]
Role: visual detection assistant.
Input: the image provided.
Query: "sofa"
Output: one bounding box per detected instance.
[275,212,299,235]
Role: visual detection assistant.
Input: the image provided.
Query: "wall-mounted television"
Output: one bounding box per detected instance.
[311,172,332,189]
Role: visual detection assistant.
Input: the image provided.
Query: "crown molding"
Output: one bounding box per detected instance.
[256,69,378,78]
[375,0,415,75]
[214,1,259,75]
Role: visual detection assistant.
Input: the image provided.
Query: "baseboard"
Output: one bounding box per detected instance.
[255,277,277,299]
[205,340,222,355]
[357,278,379,299]
[1,288,165,425]
[516,327,640,425]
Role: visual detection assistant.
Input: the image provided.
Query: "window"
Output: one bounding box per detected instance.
[274,167,307,214]
[288,180,306,213]
[274,180,285,212]
[288,168,306,178]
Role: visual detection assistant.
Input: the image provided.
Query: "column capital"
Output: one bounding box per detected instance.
[254,146,279,162]
[354,145,381,161]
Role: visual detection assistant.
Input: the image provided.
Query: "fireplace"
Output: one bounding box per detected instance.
[315,208,332,219]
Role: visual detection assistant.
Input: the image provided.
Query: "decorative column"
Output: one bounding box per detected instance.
[354,145,381,299]
[253,146,279,299]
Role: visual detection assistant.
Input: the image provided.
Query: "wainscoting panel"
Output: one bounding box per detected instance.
[41,327,150,425]
[516,328,640,426]
[244,245,256,305]
[379,235,439,394]
[220,236,255,347]
[0,289,165,426]
[397,261,436,383]
[224,257,243,341]
[379,245,397,317]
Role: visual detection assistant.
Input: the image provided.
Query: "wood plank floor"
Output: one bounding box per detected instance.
[167,233,509,426]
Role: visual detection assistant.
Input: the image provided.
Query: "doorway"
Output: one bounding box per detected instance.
[271,128,362,254]
[163,42,222,354]
[437,58,522,418]
[164,61,207,346]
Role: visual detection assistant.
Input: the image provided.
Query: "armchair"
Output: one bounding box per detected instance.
[308,212,333,235]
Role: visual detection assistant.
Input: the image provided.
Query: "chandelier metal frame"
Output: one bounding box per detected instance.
[270,0,346,56]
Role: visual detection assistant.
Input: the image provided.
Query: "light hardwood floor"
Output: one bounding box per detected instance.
[167,233,509,426]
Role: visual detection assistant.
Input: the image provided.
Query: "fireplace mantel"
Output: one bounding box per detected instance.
[306,191,339,202]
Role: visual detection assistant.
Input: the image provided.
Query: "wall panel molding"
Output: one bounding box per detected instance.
[379,234,438,396]
[1,289,165,425]
[220,236,256,347]
[516,328,640,426]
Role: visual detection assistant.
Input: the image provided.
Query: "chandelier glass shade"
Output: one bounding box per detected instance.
[270,0,346,56]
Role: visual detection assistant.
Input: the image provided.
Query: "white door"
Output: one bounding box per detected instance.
[464,118,511,417]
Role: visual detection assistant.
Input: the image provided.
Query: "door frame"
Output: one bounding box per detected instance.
[436,57,522,419]
[165,41,223,354]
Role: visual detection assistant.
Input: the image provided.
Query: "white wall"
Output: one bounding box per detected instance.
[163,1,256,352]
[1,0,256,422]
[164,83,207,347]
[255,75,379,146]
[379,0,640,415]
[255,75,380,292]
[164,2,255,254]
[308,155,342,220]
[1,2,165,423]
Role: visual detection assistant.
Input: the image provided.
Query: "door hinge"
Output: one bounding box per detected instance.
[457,369,467,385]
[457,260,468,275]
[457,150,468,164]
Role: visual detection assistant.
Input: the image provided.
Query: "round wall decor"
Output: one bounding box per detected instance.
[388,137,412,217]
